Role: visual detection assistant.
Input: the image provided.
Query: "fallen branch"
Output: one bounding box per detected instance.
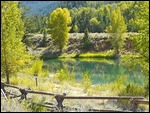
[1,89,7,100]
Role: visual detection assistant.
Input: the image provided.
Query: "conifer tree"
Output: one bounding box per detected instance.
[83,28,91,50]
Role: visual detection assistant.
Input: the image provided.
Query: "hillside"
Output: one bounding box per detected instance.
[20,1,120,16]
[20,1,59,16]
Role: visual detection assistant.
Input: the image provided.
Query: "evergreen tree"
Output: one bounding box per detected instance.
[83,28,91,50]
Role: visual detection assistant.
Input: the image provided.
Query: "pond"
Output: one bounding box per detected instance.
[43,58,145,85]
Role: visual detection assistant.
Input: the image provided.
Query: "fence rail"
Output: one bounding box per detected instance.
[63,96,144,100]
[134,100,149,104]
[26,90,56,96]
[1,81,149,112]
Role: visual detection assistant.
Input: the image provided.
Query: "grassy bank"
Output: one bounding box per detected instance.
[41,51,114,60]
[42,48,140,60]
[55,50,114,59]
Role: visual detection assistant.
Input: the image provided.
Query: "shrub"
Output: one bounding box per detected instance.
[111,75,126,95]
[32,59,43,76]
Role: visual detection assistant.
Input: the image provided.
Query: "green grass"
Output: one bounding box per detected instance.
[78,58,115,64]
[52,69,75,83]
[81,72,92,92]
[59,53,77,58]
[121,54,140,59]
[75,51,114,58]
[59,50,114,59]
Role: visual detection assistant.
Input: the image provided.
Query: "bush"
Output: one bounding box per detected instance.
[32,59,43,76]
[53,69,75,82]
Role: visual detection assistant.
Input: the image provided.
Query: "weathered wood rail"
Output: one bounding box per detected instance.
[1,81,149,112]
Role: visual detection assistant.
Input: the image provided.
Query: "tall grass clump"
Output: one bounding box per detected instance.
[10,74,35,88]
[41,69,49,77]
[119,83,147,97]
[81,71,92,92]
[111,75,126,94]
[1,98,26,112]
[25,97,47,112]
[53,69,75,83]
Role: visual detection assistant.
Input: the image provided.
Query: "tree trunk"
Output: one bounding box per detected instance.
[5,57,9,84]
[3,45,10,84]
[114,49,120,59]
[6,69,9,84]
[59,46,62,53]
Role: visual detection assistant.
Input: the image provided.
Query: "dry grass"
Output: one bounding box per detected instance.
[1,66,148,112]
[1,98,26,112]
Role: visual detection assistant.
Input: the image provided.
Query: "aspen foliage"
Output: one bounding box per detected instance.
[1,1,31,83]
[47,8,72,52]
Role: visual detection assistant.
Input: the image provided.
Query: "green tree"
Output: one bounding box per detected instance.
[24,14,44,33]
[83,28,91,50]
[106,7,127,58]
[41,17,47,47]
[59,1,87,9]
[89,17,100,32]
[97,5,112,32]
[76,7,91,32]
[73,25,78,33]
[1,1,31,84]
[120,1,149,96]
[47,8,71,52]
[41,27,47,47]
[132,1,149,77]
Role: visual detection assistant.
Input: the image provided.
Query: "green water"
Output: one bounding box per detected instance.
[43,58,145,85]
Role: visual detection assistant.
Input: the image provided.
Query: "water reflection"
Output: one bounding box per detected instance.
[44,58,145,85]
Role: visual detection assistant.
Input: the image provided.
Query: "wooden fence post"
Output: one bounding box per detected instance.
[1,82,6,93]
[34,73,38,87]
[54,93,66,112]
[19,88,28,100]
[130,98,138,112]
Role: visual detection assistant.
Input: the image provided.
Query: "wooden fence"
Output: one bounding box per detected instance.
[1,81,149,112]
